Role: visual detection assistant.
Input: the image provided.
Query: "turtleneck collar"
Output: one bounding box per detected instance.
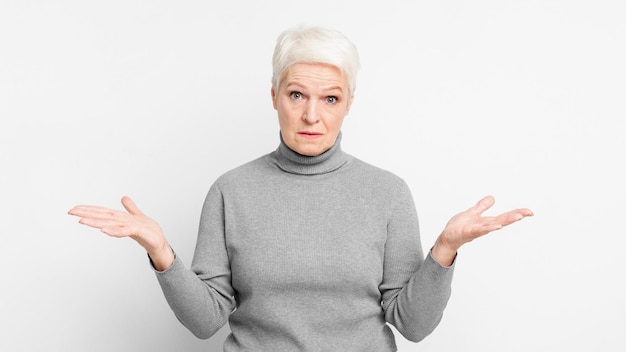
[266,131,350,176]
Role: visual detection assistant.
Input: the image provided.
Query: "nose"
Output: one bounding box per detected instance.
[302,100,320,124]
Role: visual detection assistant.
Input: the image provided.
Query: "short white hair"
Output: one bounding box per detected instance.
[271,25,360,95]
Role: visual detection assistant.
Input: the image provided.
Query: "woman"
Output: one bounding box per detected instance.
[69,26,533,351]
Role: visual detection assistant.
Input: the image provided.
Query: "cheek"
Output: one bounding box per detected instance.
[277,103,299,127]
[331,117,345,131]
[326,106,348,125]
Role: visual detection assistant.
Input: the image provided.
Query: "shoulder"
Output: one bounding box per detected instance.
[347,155,410,192]
[212,155,270,190]
[342,155,417,216]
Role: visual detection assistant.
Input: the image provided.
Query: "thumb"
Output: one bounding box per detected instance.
[121,196,143,216]
[470,195,495,215]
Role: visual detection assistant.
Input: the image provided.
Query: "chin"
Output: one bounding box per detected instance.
[287,136,332,156]
[294,145,326,156]
[297,149,322,157]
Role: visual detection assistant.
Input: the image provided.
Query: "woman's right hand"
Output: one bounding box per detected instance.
[68,196,175,271]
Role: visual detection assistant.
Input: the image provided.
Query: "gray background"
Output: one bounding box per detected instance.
[1,0,624,351]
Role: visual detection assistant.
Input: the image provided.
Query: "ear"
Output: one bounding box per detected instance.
[345,95,355,114]
[271,87,278,110]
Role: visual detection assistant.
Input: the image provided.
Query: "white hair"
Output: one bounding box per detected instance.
[271,25,360,95]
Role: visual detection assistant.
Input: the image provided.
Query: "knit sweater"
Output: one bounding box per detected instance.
[154,133,455,351]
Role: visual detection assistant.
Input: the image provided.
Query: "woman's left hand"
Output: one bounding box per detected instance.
[431,195,533,266]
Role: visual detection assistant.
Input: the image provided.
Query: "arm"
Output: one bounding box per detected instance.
[382,191,533,342]
[68,190,236,338]
[155,183,236,338]
[380,182,454,342]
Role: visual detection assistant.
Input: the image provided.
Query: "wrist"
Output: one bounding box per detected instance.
[431,237,458,267]
[148,242,175,271]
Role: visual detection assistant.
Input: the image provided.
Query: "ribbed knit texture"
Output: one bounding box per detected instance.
[155,133,454,351]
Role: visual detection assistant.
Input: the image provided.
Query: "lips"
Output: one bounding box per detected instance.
[297,131,323,139]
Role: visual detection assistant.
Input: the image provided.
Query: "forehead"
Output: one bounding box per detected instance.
[280,63,348,90]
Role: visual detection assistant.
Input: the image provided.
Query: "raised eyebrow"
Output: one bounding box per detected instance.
[284,82,305,90]
[324,86,344,94]
[284,82,344,94]
[329,85,343,91]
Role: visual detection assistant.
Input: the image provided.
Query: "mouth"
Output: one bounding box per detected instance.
[297,131,324,139]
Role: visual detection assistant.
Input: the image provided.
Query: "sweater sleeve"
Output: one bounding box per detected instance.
[153,182,236,339]
[380,180,455,342]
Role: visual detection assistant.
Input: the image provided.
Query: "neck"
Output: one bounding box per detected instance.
[268,132,349,175]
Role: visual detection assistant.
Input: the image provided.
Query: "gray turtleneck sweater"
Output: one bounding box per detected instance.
[154,134,454,351]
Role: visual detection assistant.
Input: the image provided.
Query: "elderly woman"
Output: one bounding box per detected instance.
[69,26,532,351]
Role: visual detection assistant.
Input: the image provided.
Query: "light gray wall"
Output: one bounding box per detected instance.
[1,1,624,351]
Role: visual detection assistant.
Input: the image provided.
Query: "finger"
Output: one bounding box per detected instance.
[520,208,534,217]
[68,206,123,219]
[469,195,495,215]
[121,196,143,216]
[492,208,534,227]
[69,205,108,215]
[77,217,123,230]
[77,217,138,238]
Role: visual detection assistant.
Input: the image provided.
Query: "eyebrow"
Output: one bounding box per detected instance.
[285,82,344,93]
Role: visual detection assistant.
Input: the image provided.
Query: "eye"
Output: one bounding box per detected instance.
[290,91,302,100]
[326,96,338,104]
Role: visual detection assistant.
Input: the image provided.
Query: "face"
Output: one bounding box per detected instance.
[272,63,354,156]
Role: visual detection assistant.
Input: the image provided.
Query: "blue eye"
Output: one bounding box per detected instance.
[290,92,302,99]
[326,96,338,104]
